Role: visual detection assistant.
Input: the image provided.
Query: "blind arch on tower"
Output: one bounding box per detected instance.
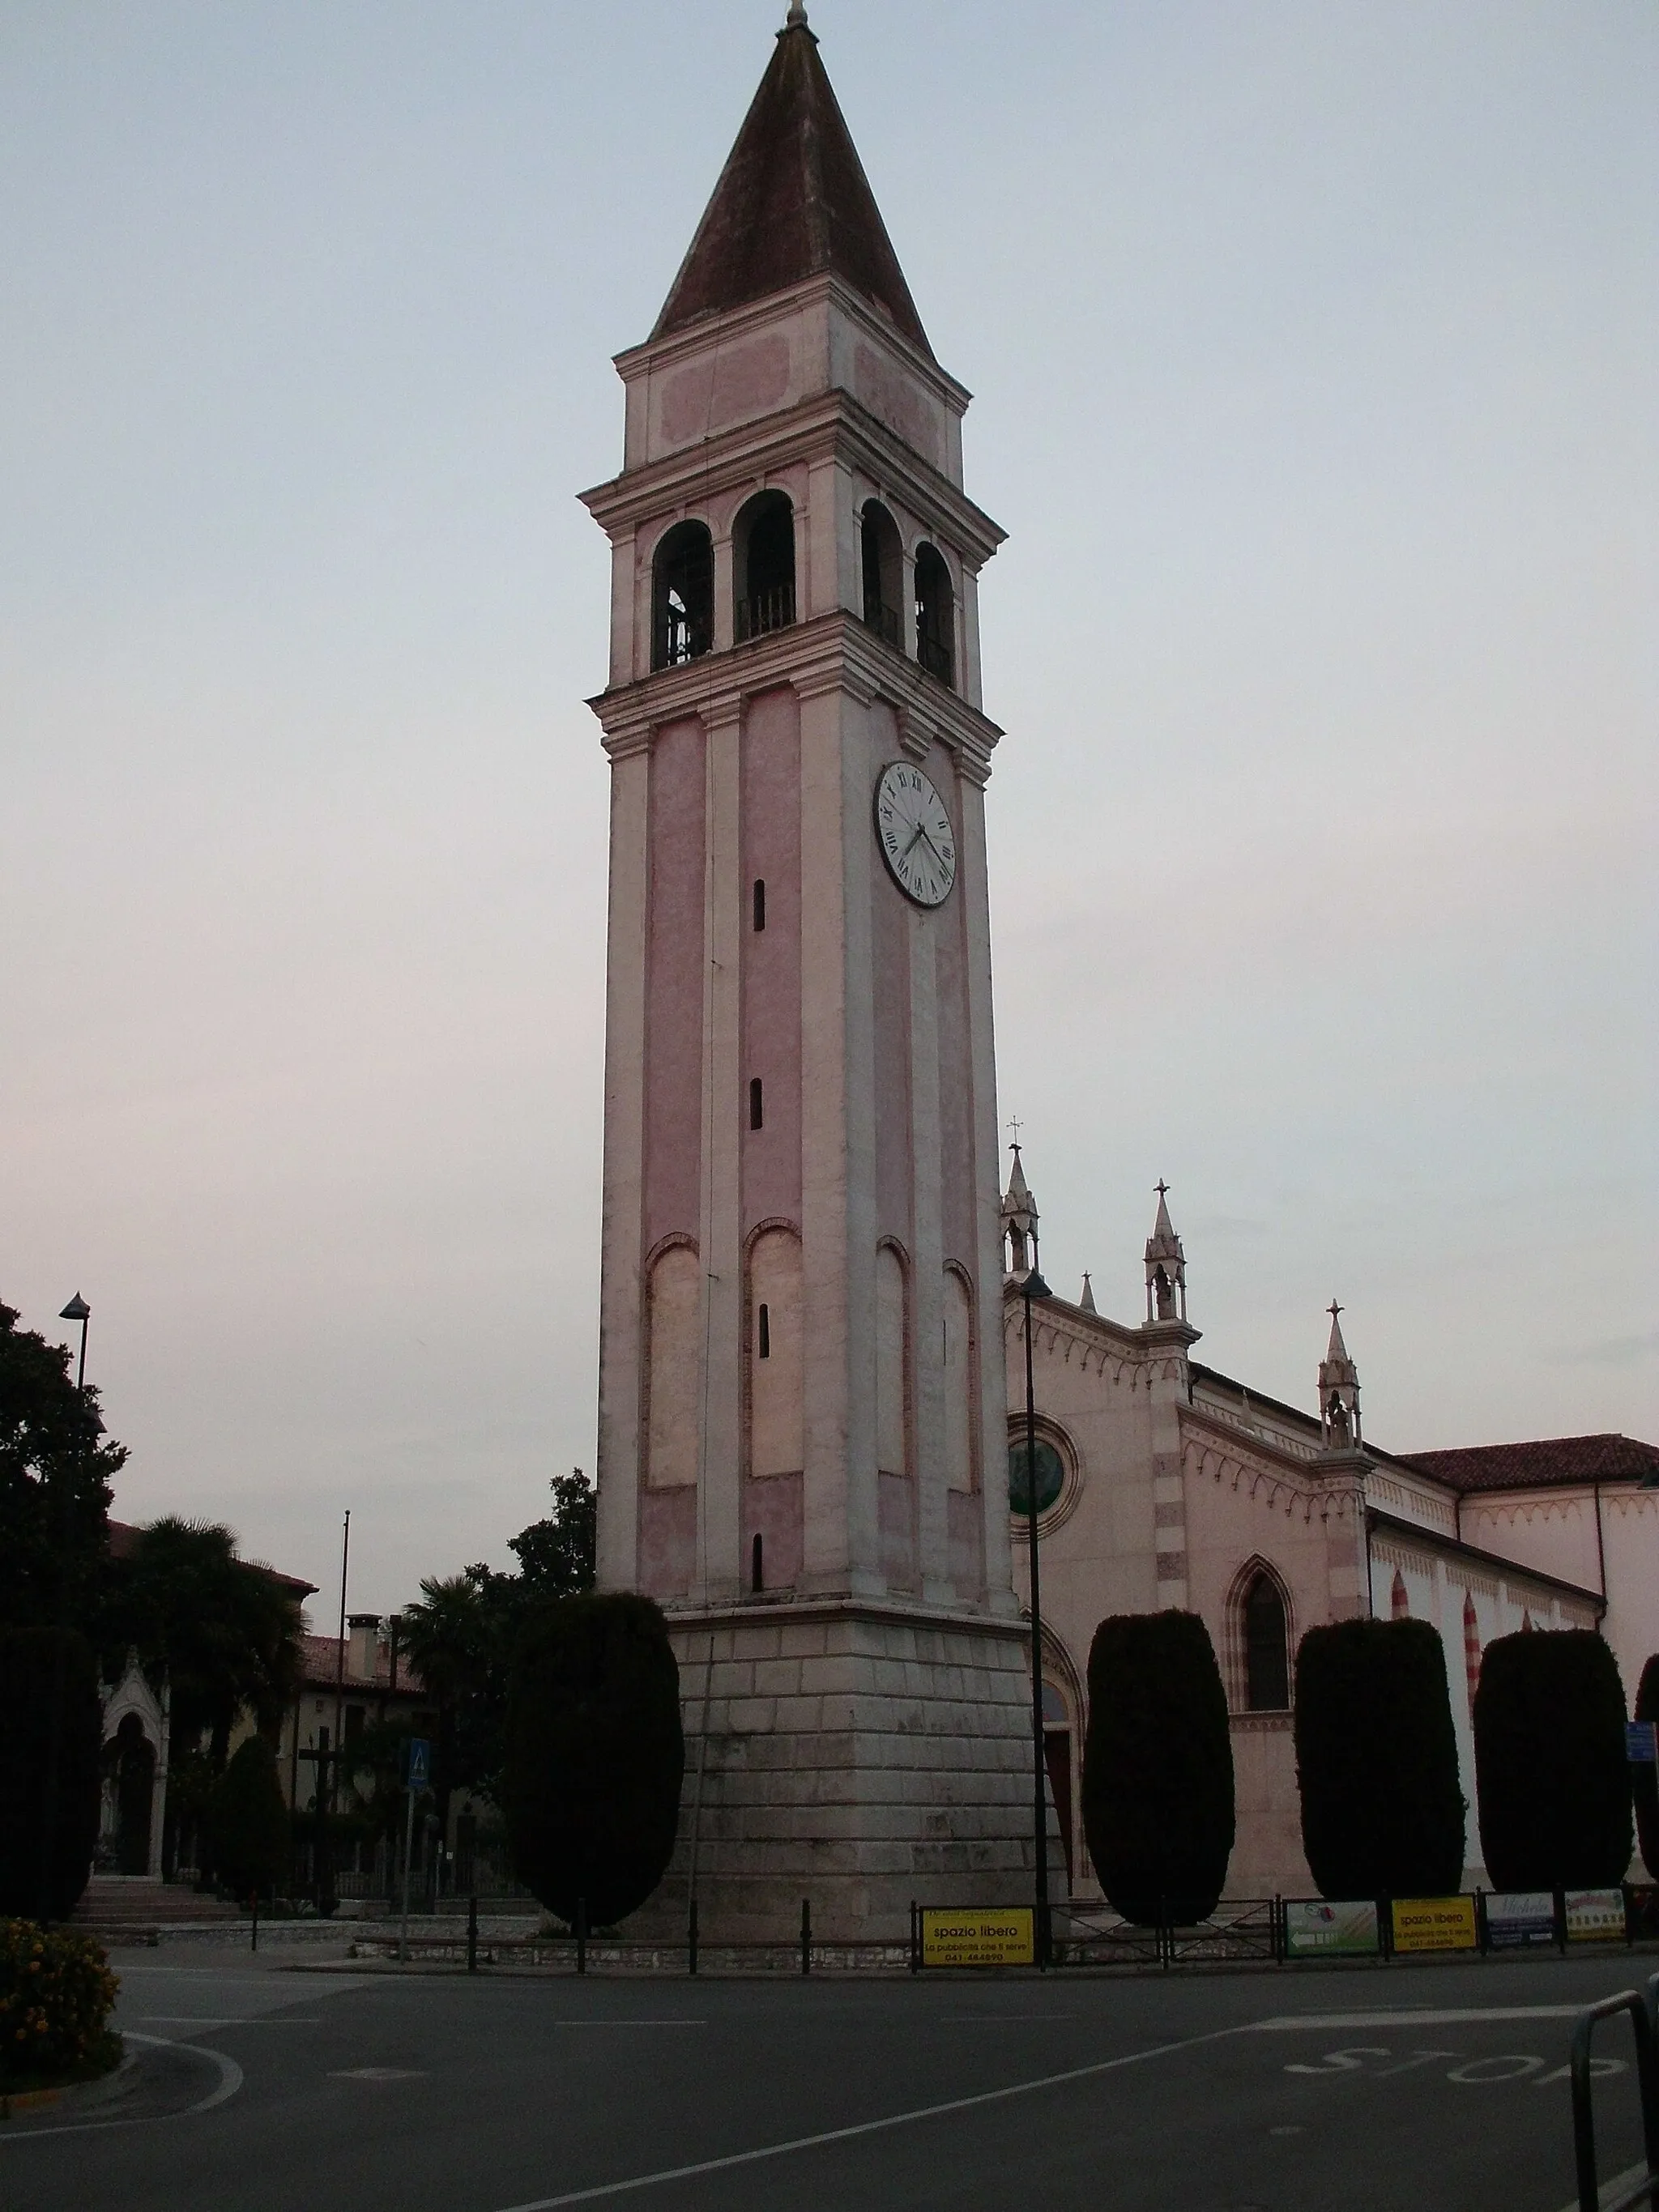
[875,1241,911,1479]
[642,1238,700,1490]
[746,1222,804,1479]
[940,1263,977,1494]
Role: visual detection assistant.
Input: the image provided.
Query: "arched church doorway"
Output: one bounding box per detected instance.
[103,1712,156,1874]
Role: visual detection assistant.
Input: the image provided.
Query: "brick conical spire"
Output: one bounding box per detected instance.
[651,13,932,357]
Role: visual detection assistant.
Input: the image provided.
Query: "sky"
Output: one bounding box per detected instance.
[2,1,1654,1622]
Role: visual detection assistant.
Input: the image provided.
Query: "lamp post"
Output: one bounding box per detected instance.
[38,1295,92,1921]
[1020,1264,1053,1967]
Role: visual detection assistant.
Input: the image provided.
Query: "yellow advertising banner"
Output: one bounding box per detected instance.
[1391,1895,1478,1954]
[921,1908,1034,1968]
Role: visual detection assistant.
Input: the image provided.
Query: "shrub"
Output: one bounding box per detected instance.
[1294,1618,1465,1899]
[0,1920,118,2083]
[1081,1611,1235,1924]
[503,1593,684,1928]
[1474,1629,1632,1890]
[1636,1654,1659,1885]
[207,1735,290,1901]
[0,1628,104,1920]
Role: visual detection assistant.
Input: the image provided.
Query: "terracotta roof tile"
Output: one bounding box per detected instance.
[653,19,932,356]
[1397,1433,1659,1494]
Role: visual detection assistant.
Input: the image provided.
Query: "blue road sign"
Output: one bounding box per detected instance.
[1627,1721,1657,1764]
[407,1737,431,1788]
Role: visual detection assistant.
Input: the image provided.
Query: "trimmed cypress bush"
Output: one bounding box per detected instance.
[503,1593,684,1928]
[1081,1610,1235,1924]
[207,1736,290,1901]
[1294,1619,1465,1899]
[0,1628,104,1921]
[1635,1654,1659,1885]
[1474,1629,1632,1890]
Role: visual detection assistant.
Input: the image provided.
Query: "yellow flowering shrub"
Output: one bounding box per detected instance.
[0,1920,118,2080]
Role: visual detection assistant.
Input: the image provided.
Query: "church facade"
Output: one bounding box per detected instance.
[1000,1162,1659,1898]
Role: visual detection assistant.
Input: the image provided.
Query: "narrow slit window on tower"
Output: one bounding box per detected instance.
[751,1532,765,1594]
[753,878,766,931]
[650,520,714,670]
[735,490,795,641]
[749,1077,764,1130]
[914,542,954,687]
[757,1303,770,1359]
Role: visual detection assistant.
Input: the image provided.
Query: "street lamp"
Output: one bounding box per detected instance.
[1020,1263,1054,1967]
[39,1295,92,1921]
[60,1294,90,1391]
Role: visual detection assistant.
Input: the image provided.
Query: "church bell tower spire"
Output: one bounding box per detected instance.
[580,18,1033,1944]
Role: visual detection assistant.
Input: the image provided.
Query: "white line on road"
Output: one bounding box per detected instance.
[1246,2007,1585,2031]
[491,2027,1233,2210]
[0,2032,244,2144]
[1554,2163,1648,2212]
[551,2021,707,2028]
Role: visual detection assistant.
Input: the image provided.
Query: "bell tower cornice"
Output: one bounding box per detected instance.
[579,383,1004,571]
[586,607,1004,785]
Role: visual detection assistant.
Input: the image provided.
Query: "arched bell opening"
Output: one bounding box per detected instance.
[650,520,714,671]
[734,490,796,642]
[859,501,903,648]
[914,542,953,687]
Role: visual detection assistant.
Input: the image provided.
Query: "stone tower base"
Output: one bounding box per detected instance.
[629,1598,1059,1944]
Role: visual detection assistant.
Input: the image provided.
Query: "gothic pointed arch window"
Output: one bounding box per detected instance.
[1242,1569,1290,1711]
[651,520,714,670]
[734,490,795,641]
[1391,1570,1410,1621]
[913,542,953,686]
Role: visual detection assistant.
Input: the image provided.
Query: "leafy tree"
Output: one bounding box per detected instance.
[1474,1629,1632,1890]
[1081,1611,1235,1924]
[102,1519,304,1771]
[207,1736,290,1901]
[0,1627,104,1920]
[0,1302,124,1633]
[503,1593,683,1927]
[508,1468,597,1599]
[1294,1618,1466,1899]
[1635,1654,1659,1885]
[398,1468,598,1823]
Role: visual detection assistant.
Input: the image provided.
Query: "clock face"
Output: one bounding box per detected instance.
[874,761,957,908]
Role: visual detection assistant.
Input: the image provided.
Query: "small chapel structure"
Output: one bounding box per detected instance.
[1000,1157,1659,1896]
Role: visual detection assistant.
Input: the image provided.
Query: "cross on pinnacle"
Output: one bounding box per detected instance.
[1328,1300,1343,1322]
[1154,1179,1169,1200]
[1007,1115,1023,1151]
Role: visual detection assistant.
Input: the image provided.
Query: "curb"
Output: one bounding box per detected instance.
[1,2048,138,2123]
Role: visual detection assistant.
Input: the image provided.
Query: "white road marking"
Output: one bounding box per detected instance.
[0,2032,245,2142]
[139,2015,323,2025]
[330,2067,427,2082]
[490,2027,1233,2210]
[1553,2163,1648,2212]
[1247,2006,1584,2031]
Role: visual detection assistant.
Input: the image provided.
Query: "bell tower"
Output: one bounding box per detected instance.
[581,9,1038,1937]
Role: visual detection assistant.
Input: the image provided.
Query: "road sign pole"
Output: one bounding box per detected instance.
[399,1784,416,1963]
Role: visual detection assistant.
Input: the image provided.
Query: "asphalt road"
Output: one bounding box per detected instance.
[2,1946,1653,2211]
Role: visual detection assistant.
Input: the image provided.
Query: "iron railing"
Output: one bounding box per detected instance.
[735,584,795,641]
[863,598,902,647]
[1569,1975,1659,2212]
[916,630,953,684]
